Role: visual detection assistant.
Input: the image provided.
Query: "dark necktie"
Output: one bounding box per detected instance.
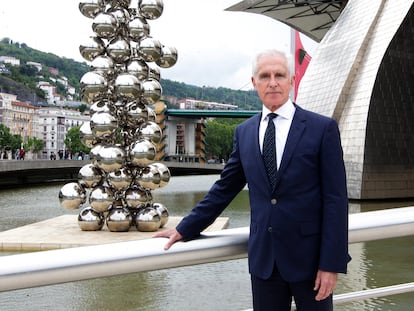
[263,113,278,189]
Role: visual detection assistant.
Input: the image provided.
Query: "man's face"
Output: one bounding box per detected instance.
[251,54,295,111]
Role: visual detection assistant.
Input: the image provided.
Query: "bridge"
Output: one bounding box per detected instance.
[166,109,260,119]
[0,160,223,189]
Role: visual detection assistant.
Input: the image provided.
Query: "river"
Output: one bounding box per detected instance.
[0,175,413,310]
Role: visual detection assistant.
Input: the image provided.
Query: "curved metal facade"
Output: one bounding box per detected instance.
[296,0,413,199]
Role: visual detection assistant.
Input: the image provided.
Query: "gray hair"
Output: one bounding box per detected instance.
[252,50,294,79]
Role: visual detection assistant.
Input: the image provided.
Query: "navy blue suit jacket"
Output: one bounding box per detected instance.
[177,105,350,282]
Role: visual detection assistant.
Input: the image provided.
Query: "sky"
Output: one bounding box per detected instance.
[0,0,318,91]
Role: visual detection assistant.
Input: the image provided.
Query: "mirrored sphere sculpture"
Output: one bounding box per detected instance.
[60,0,176,233]
[78,206,105,231]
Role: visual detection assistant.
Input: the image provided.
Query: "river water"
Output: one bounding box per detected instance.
[0,175,413,311]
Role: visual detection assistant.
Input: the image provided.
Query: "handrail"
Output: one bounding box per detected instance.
[0,206,413,294]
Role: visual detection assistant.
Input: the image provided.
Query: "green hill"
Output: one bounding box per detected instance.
[0,38,261,109]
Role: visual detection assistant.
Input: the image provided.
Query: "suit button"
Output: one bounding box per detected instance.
[268,227,272,232]
[271,198,277,205]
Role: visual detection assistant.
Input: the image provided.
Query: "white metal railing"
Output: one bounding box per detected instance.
[0,206,414,304]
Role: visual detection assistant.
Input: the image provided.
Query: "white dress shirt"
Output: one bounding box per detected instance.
[259,100,296,169]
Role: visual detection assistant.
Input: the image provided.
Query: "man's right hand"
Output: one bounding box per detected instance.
[153,228,183,250]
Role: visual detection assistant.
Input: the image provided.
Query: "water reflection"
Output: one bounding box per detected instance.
[0,175,413,310]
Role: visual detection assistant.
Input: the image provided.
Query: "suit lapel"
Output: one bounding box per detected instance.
[277,107,306,179]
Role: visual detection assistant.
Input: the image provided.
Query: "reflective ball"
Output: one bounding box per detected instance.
[128,17,150,42]
[137,164,161,189]
[106,205,132,232]
[89,144,104,166]
[129,139,156,166]
[107,37,131,64]
[114,73,142,101]
[124,185,151,208]
[156,46,178,68]
[96,145,126,172]
[92,12,118,39]
[127,58,149,81]
[59,182,87,210]
[151,162,170,187]
[79,0,105,18]
[78,163,102,188]
[90,99,114,115]
[153,202,169,227]
[142,79,162,104]
[147,64,160,81]
[89,185,115,213]
[126,101,149,126]
[79,121,95,148]
[139,121,162,144]
[90,55,115,78]
[139,37,162,62]
[79,36,106,62]
[138,0,164,20]
[80,71,107,104]
[78,206,105,231]
[90,112,118,138]
[135,207,161,232]
[108,167,133,189]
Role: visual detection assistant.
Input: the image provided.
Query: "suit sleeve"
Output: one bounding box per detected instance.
[319,119,351,273]
[176,127,247,240]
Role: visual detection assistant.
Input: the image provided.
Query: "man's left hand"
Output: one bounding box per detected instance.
[313,270,338,301]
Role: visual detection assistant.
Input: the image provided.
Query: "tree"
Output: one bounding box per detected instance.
[205,118,243,160]
[0,124,21,154]
[64,126,90,154]
[24,137,44,159]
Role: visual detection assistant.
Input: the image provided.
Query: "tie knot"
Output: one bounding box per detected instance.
[267,113,277,121]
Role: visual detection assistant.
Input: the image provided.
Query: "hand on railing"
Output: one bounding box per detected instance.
[153,228,183,250]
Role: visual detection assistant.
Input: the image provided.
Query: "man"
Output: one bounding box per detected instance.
[154,50,350,310]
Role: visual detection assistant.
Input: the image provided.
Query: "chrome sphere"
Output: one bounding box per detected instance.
[139,121,162,144]
[135,207,161,232]
[129,139,156,166]
[139,37,162,62]
[142,79,162,104]
[124,186,150,208]
[92,12,118,39]
[79,121,95,148]
[126,101,149,126]
[146,106,156,122]
[153,202,169,227]
[138,0,164,20]
[90,112,118,138]
[90,55,115,78]
[137,164,161,189]
[78,163,102,188]
[89,144,104,166]
[79,0,105,19]
[96,145,126,172]
[147,64,160,81]
[59,182,87,210]
[114,73,142,100]
[151,162,170,187]
[107,37,131,64]
[106,205,132,232]
[79,36,106,62]
[108,7,130,26]
[108,167,133,189]
[156,45,178,68]
[128,17,150,42]
[90,99,114,115]
[80,71,107,104]
[127,58,149,81]
[78,206,105,231]
[89,185,115,212]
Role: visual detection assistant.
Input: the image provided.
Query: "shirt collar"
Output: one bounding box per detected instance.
[261,99,296,121]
